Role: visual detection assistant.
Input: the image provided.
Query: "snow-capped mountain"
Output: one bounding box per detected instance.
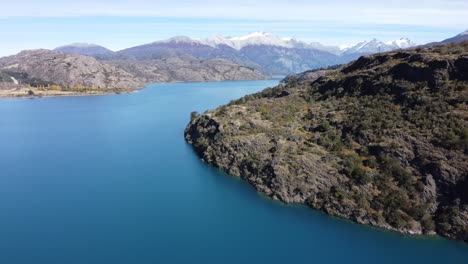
[154,32,299,50]
[204,35,236,48]
[143,32,416,55]
[55,43,114,56]
[341,38,417,55]
[226,32,296,49]
[155,36,206,45]
[386,38,417,49]
[56,32,418,75]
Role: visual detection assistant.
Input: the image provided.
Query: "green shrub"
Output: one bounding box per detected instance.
[190,111,199,121]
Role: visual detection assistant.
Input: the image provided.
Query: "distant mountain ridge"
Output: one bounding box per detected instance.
[85,32,417,75]
[127,32,416,55]
[55,43,115,57]
[341,38,417,55]
[142,32,416,54]
[426,29,468,46]
[5,30,465,87]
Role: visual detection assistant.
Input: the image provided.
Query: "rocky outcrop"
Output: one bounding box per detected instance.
[109,55,266,83]
[0,49,145,90]
[0,49,265,88]
[280,65,341,86]
[185,41,468,242]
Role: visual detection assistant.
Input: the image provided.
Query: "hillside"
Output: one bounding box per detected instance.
[0,49,145,91]
[185,42,468,242]
[109,55,266,83]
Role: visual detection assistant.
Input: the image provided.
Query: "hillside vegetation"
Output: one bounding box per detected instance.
[185,42,468,242]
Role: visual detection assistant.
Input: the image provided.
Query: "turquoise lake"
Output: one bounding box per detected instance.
[0,80,467,263]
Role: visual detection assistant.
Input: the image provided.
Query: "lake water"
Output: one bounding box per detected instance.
[0,80,467,264]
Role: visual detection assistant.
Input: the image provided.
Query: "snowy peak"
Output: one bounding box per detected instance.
[230,32,293,49]
[229,31,272,41]
[193,32,301,50]
[385,38,417,49]
[146,33,416,54]
[457,29,468,36]
[204,35,235,48]
[156,36,204,45]
[342,38,417,54]
[225,32,297,49]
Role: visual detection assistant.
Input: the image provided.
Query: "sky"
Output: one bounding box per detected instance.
[0,0,467,56]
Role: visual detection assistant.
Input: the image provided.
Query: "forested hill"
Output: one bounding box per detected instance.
[185,41,468,242]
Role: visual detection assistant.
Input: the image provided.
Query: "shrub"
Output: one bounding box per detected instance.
[380,154,413,187]
[190,111,199,121]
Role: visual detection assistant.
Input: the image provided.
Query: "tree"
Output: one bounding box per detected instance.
[190,111,199,121]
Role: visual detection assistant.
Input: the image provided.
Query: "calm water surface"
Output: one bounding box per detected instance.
[0,80,467,263]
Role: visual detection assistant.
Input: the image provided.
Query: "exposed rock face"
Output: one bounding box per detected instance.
[0,48,265,87]
[105,41,268,82]
[237,45,343,74]
[109,55,266,83]
[185,41,468,242]
[0,49,145,90]
[280,65,341,86]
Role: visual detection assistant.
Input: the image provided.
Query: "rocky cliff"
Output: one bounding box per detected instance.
[0,49,145,90]
[109,55,266,83]
[185,42,468,242]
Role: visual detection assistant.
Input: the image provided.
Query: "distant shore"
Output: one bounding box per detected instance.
[0,78,282,99]
[0,86,138,99]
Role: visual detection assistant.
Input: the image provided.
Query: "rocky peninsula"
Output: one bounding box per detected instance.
[185,42,468,242]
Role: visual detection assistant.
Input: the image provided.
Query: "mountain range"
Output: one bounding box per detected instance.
[1,30,466,91]
[56,32,416,57]
[54,32,419,76]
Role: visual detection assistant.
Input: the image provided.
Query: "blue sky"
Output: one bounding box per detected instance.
[0,0,467,56]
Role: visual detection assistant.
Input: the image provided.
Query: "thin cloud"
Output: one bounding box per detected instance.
[1,1,468,27]
[0,1,466,57]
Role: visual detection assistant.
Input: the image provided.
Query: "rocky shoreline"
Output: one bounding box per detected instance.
[185,112,431,237]
[185,42,468,242]
[0,84,137,99]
